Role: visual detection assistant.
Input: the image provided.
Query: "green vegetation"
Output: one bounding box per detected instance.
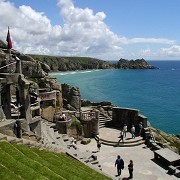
[153,129,180,154]
[28,54,113,72]
[71,120,81,127]
[0,141,110,180]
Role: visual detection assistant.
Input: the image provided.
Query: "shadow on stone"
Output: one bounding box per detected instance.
[151,158,168,170]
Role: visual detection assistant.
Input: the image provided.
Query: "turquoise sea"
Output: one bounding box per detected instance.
[50,61,180,134]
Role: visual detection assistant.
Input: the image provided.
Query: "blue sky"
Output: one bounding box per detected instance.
[0,0,180,60]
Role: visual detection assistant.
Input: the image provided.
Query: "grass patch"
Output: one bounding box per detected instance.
[0,141,110,180]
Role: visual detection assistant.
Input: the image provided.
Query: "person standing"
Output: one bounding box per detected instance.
[123,124,127,138]
[131,125,135,139]
[128,160,134,179]
[115,155,124,176]
[138,122,143,136]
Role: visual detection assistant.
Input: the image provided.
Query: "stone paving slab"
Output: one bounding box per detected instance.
[77,127,177,180]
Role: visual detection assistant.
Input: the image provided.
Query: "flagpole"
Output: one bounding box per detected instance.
[6,26,13,72]
[6,26,12,54]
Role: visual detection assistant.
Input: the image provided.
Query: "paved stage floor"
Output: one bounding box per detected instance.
[77,127,177,180]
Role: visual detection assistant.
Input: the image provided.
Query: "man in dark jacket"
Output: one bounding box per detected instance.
[115,155,124,176]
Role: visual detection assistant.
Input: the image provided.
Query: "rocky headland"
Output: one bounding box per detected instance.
[116,58,158,69]
[29,54,158,71]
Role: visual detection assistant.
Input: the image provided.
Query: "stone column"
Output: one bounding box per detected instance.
[15,57,22,74]
[0,83,6,121]
[93,110,100,135]
[18,76,32,129]
[2,84,11,119]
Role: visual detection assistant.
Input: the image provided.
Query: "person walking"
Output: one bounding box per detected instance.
[131,125,135,139]
[128,160,134,179]
[115,155,124,176]
[118,130,124,145]
[97,140,102,152]
[123,124,127,138]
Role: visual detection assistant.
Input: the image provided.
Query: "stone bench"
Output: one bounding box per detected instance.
[168,165,176,175]
[150,142,161,150]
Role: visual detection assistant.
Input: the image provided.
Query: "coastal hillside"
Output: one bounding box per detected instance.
[29,55,157,71]
[29,54,114,71]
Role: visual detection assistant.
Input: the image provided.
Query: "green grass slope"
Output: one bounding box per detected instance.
[0,141,110,180]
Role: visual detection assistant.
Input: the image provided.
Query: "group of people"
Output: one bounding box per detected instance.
[118,122,144,144]
[115,155,134,179]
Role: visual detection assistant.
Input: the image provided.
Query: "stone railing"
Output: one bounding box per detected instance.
[80,111,96,121]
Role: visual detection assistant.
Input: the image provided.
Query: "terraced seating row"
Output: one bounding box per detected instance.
[0,119,103,172]
[0,141,109,179]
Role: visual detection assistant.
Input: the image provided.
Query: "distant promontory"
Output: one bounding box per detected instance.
[116,58,158,69]
[29,54,158,72]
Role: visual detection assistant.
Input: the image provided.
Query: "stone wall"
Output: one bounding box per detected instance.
[0,120,16,136]
[112,107,147,131]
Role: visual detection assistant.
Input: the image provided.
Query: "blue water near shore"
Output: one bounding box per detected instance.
[50,61,180,134]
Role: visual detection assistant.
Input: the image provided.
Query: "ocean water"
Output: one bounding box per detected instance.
[50,61,180,134]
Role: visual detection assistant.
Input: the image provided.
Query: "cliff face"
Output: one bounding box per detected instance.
[116,58,158,69]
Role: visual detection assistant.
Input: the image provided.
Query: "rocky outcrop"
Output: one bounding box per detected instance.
[62,84,81,111]
[149,126,180,154]
[0,41,50,78]
[116,58,158,69]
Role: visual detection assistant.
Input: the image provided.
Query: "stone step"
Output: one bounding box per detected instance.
[7,137,23,144]
[90,160,99,165]
[0,133,7,140]
[101,139,145,147]
[62,134,69,141]
[6,136,16,143]
[101,136,144,144]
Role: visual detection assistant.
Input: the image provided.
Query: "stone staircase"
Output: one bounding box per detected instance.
[100,136,145,147]
[41,120,103,171]
[99,113,112,128]
[99,127,145,147]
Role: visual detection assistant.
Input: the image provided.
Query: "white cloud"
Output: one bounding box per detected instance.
[0,0,178,60]
[119,37,175,45]
[159,45,180,57]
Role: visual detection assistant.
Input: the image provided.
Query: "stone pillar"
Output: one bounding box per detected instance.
[93,110,99,136]
[15,57,22,74]
[18,76,32,129]
[55,119,72,134]
[2,84,11,119]
[0,83,6,121]
[16,120,22,138]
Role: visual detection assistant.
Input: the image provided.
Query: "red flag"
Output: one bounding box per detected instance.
[6,27,12,50]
